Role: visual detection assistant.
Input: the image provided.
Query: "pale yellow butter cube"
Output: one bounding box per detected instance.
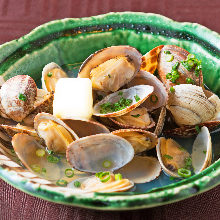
[53,78,93,120]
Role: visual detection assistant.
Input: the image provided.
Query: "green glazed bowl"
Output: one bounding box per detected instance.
[0,12,220,210]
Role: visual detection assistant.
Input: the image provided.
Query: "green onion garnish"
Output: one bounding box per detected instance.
[95,171,111,183]
[102,160,112,168]
[47,149,54,154]
[11,149,15,154]
[115,173,122,181]
[203,150,207,154]
[169,176,175,181]
[150,94,158,103]
[164,50,171,54]
[31,164,41,173]
[41,168,47,174]
[56,179,68,187]
[163,154,173,160]
[118,91,123,96]
[47,155,60,163]
[47,72,53,77]
[170,87,175,93]
[178,168,191,178]
[187,54,195,59]
[131,114,141,118]
[36,149,45,157]
[18,93,27,101]
[186,77,194,84]
[184,157,192,169]
[134,95,140,102]
[74,181,81,188]
[65,169,74,178]
[166,54,174,62]
[195,125,201,133]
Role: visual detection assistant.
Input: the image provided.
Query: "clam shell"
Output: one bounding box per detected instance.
[141,45,164,74]
[93,85,154,117]
[66,134,134,173]
[112,129,158,154]
[79,46,142,78]
[192,126,212,174]
[157,45,203,88]
[127,70,168,111]
[0,75,37,122]
[109,107,155,130]
[41,62,68,93]
[154,106,166,136]
[117,156,161,183]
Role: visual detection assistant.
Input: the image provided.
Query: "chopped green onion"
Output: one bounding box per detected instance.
[18,93,27,101]
[118,91,123,96]
[47,72,53,77]
[95,171,111,183]
[179,146,186,151]
[203,150,207,154]
[36,149,45,157]
[170,87,175,93]
[102,160,112,168]
[47,155,60,163]
[134,95,140,102]
[95,172,103,178]
[169,176,175,181]
[163,154,173,160]
[47,149,54,154]
[184,157,192,169]
[178,168,191,178]
[195,125,201,133]
[166,54,174,62]
[41,168,47,174]
[131,114,141,118]
[74,181,81,188]
[56,179,68,187]
[187,54,195,59]
[31,164,41,173]
[150,94,158,103]
[65,169,74,178]
[164,50,171,54]
[172,62,180,70]
[186,78,194,84]
[11,149,15,154]
[187,60,194,67]
[115,173,122,181]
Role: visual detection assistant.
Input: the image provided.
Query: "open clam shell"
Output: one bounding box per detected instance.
[109,107,155,130]
[68,174,134,193]
[78,46,142,92]
[112,129,158,154]
[12,133,88,183]
[127,70,168,111]
[42,62,68,93]
[66,134,134,173]
[157,45,203,88]
[192,126,212,174]
[93,85,154,117]
[141,45,164,74]
[117,156,161,183]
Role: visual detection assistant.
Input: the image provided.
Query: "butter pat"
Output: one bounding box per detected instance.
[53,78,93,120]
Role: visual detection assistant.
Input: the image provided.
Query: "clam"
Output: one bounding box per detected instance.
[112,129,157,154]
[109,107,155,130]
[117,156,161,183]
[141,45,164,74]
[78,46,142,92]
[93,85,154,117]
[12,133,88,183]
[156,126,212,177]
[66,134,134,173]
[41,62,68,93]
[127,70,168,111]
[34,113,79,154]
[157,45,203,88]
[165,84,220,136]
[68,173,134,193]
[0,75,37,122]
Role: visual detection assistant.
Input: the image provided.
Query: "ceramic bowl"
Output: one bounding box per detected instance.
[0,12,219,210]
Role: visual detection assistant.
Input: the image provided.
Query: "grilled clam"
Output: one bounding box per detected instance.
[157,45,203,88]
[69,173,134,193]
[42,62,68,93]
[66,134,134,173]
[156,126,212,177]
[78,46,142,92]
[112,129,157,154]
[93,85,154,117]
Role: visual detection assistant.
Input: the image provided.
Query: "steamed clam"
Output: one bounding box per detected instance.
[78,46,142,92]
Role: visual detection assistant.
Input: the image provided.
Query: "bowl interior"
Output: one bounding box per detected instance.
[0,12,219,209]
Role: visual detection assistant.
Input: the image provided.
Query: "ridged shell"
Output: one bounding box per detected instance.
[66,134,134,173]
[93,85,154,117]
[157,45,203,88]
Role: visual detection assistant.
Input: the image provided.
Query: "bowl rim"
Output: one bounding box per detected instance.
[0,12,219,210]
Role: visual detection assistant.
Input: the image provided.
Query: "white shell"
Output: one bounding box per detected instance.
[66,134,134,173]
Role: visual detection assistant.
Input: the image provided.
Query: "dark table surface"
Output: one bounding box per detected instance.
[0,0,219,219]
